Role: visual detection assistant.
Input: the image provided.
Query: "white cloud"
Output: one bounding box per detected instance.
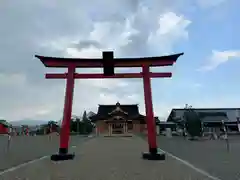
[198,50,240,71]
[66,46,103,58]
[89,20,139,49]
[0,1,192,121]
[148,12,191,54]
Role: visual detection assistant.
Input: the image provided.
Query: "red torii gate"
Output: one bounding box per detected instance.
[35,51,183,161]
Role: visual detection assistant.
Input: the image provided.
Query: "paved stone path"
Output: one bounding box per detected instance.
[156,136,240,180]
[0,135,213,180]
[0,135,88,171]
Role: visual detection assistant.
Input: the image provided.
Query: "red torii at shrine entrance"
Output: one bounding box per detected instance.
[35,51,183,161]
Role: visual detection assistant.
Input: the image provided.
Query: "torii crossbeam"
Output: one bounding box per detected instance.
[35,51,183,161]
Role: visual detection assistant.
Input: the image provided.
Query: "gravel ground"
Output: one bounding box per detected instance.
[0,136,212,180]
[0,135,89,172]
[155,135,240,180]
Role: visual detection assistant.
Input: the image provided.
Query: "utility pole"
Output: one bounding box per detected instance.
[222,120,229,152]
[76,117,80,135]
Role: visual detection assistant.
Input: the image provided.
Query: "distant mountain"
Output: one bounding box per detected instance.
[9,120,49,126]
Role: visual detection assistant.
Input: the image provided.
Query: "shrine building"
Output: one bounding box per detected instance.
[90,102,159,136]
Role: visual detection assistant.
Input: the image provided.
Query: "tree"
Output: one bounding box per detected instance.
[184,108,203,139]
[48,121,59,132]
[70,112,93,134]
[82,111,93,134]
[76,117,81,134]
[36,121,59,134]
[71,115,81,134]
[82,111,88,122]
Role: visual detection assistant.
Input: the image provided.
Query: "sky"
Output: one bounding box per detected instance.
[0,0,239,122]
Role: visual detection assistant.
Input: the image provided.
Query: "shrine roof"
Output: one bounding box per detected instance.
[89,102,139,121]
[35,52,184,68]
[89,102,160,124]
[97,103,140,117]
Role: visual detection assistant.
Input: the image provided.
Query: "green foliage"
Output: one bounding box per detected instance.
[35,113,94,135]
[70,120,93,134]
[35,120,59,135]
[82,111,88,122]
[70,111,93,134]
[184,109,203,138]
[48,121,57,125]
[36,128,45,135]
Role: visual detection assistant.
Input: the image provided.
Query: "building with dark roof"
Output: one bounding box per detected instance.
[89,102,159,136]
[0,120,11,134]
[166,108,240,131]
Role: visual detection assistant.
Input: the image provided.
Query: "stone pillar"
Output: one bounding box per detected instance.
[108,123,111,136]
[156,125,160,135]
[110,123,112,136]
[125,123,128,134]
[95,127,98,136]
[166,128,172,138]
